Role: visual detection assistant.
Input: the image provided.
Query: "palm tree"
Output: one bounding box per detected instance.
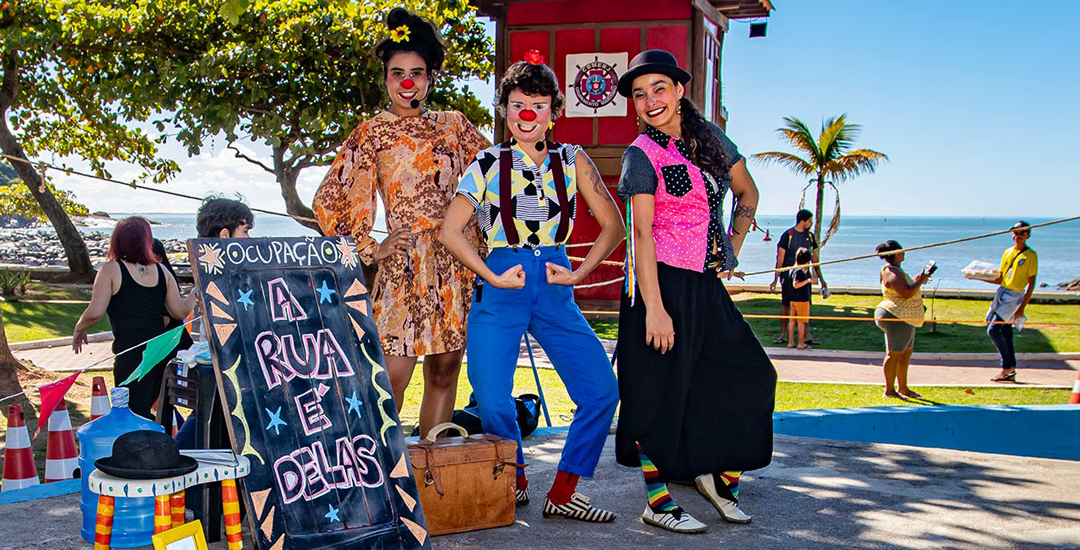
[752,115,888,247]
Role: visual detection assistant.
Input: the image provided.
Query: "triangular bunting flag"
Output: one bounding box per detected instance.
[343,279,368,298]
[349,315,366,343]
[214,323,237,346]
[34,371,81,438]
[205,280,228,304]
[260,506,276,541]
[269,534,285,550]
[211,302,234,321]
[251,488,270,518]
[390,454,409,479]
[346,299,369,316]
[396,485,417,512]
[119,326,185,387]
[401,517,427,546]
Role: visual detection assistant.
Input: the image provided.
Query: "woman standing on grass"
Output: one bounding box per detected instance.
[73,217,196,419]
[874,240,929,398]
[312,8,490,438]
[614,50,776,534]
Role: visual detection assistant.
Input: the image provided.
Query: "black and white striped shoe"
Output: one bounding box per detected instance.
[516,486,530,506]
[542,492,616,523]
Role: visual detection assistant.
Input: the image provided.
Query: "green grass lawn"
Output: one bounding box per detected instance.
[2,282,110,342]
[394,366,1072,429]
[590,292,1080,353]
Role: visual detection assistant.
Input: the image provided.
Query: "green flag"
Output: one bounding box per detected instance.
[119,325,185,387]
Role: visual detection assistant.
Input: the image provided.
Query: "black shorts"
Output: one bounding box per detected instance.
[780,273,812,307]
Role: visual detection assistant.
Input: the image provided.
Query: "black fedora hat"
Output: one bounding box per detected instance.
[95,430,198,479]
[617,49,692,98]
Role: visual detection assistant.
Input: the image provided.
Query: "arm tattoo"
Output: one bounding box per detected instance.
[584,156,616,203]
[733,204,756,219]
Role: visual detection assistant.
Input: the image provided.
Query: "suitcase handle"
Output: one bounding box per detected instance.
[424,422,469,442]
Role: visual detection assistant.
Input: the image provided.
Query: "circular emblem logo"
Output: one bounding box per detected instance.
[572,59,619,110]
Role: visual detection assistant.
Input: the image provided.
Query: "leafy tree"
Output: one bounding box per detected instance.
[0,160,16,185]
[0,179,90,223]
[71,0,493,230]
[753,115,887,247]
[0,1,178,278]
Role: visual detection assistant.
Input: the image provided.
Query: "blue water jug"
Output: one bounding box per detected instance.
[77,387,164,548]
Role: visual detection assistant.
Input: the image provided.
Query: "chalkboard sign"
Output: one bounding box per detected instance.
[189,237,429,550]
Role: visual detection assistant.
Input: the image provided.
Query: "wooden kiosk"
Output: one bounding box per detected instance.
[473,0,774,303]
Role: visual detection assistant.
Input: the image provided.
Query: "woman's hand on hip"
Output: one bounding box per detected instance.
[545,262,580,286]
[490,264,526,289]
[645,307,675,354]
[374,225,413,262]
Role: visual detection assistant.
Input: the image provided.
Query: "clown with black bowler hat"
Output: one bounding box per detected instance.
[614,49,777,534]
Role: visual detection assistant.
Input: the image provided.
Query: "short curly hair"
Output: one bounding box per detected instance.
[495,61,565,118]
[197,196,253,238]
[374,8,446,76]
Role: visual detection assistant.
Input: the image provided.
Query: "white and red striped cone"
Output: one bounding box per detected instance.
[90,376,110,421]
[1070,370,1080,405]
[2,404,40,491]
[44,397,79,483]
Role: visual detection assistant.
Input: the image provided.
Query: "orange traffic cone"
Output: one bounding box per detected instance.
[2,404,40,491]
[90,376,111,421]
[1070,370,1080,405]
[44,397,79,483]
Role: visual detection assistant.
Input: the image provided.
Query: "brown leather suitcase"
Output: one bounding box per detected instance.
[407,423,520,536]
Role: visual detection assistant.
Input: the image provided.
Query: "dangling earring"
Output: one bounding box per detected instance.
[548,120,555,131]
[676,101,682,116]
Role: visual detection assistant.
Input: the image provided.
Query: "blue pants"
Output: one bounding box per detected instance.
[467,246,618,477]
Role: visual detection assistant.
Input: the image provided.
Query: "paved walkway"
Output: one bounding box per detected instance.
[15,337,1079,387]
[4,432,1080,550]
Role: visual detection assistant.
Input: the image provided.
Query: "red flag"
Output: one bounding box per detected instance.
[34,371,81,439]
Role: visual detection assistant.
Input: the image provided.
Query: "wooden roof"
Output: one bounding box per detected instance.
[473,0,773,19]
[710,0,773,19]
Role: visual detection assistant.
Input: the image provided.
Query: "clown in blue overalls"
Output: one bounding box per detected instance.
[440,51,625,522]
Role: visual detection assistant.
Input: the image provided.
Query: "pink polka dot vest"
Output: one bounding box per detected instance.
[631,132,709,272]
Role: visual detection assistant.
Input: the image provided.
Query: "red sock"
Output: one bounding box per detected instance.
[517,472,528,491]
[546,470,579,505]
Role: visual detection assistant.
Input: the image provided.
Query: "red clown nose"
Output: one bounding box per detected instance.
[401,78,415,89]
[519,109,537,121]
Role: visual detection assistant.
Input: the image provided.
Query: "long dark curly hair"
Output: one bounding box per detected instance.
[373,8,446,76]
[678,97,730,178]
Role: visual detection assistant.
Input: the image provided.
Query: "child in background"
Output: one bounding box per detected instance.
[788,247,815,350]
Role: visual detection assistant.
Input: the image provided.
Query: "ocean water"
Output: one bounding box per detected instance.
[99,213,1080,290]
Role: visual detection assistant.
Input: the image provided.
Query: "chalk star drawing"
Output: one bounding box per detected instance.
[237,289,254,310]
[265,407,287,435]
[337,237,358,269]
[325,504,340,523]
[316,280,336,304]
[198,243,225,274]
[345,391,363,420]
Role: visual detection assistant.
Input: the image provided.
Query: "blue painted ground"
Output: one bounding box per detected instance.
[774,404,1080,461]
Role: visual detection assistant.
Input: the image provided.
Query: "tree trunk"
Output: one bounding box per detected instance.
[0,50,94,280]
[273,145,322,234]
[813,173,825,245]
[0,307,23,376]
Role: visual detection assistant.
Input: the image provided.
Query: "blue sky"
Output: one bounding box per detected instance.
[53,1,1079,219]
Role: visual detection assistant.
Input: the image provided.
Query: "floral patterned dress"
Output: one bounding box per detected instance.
[314,110,490,357]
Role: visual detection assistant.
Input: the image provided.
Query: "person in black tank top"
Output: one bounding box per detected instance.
[74,217,196,418]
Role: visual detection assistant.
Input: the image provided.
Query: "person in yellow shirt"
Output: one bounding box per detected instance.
[983,221,1038,382]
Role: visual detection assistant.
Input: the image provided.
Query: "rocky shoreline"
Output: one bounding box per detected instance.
[0,226,186,268]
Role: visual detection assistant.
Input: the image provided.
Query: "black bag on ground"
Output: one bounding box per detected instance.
[411,392,541,438]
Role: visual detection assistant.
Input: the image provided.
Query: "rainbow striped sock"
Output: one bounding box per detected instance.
[719,471,741,501]
[637,443,679,513]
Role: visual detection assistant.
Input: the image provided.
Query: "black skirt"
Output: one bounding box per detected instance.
[615,263,777,479]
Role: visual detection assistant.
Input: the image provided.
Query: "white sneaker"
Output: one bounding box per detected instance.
[695,474,752,523]
[641,507,708,534]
